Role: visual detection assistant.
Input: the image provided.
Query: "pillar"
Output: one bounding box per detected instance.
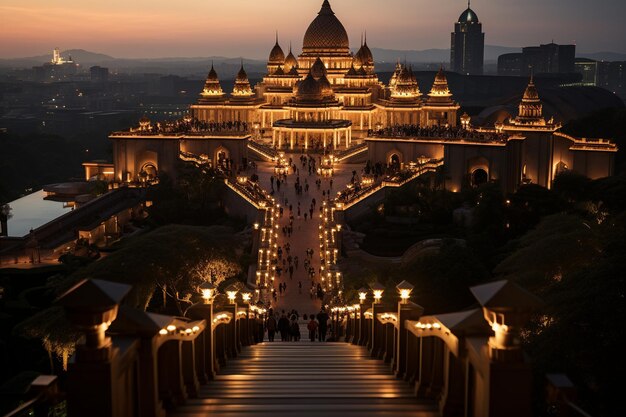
[305,131,309,150]
[290,131,294,150]
[394,301,423,378]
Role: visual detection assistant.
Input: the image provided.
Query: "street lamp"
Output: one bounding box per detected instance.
[198,281,217,304]
[396,280,414,304]
[358,287,368,304]
[370,282,385,304]
[226,285,238,304]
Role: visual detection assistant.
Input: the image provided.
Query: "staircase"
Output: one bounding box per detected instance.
[169,340,438,417]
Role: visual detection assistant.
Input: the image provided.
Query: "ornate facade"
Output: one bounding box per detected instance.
[106,0,617,193]
[190,0,460,151]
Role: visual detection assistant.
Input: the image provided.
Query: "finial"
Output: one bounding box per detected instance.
[275,30,279,44]
[468,0,471,9]
[364,30,367,46]
[289,41,292,53]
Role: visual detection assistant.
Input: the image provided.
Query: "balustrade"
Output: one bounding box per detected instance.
[18,278,267,417]
[334,279,548,417]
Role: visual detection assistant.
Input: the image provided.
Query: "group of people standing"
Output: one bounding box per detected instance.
[264,308,330,342]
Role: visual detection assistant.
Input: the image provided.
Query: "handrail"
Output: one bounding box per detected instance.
[2,395,42,417]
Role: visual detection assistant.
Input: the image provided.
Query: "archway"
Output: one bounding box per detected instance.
[555,161,568,175]
[471,168,488,186]
[215,147,230,170]
[140,163,158,182]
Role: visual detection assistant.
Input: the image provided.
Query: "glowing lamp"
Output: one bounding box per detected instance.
[159,328,168,335]
[396,280,414,303]
[198,281,217,304]
[225,285,238,304]
[370,282,385,303]
[241,290,252,303]
[166,324,176,332]
[358,287,368,303]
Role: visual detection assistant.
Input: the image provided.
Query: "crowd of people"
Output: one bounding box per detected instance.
[368,124,508,143]
[264,308,330,342]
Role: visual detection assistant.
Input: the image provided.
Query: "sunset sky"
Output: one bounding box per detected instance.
[1,0,624,59]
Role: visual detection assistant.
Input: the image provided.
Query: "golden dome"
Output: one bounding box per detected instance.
[232,64,254,97]
[200,63,224,97]
[310,57,327,80]
[522,76,540,101]
[303,0,349,54]
[268,36,285,64]
[429,67,451,97]
[354,35,374,69]
[284,46,298,72]
[392,65,420,98]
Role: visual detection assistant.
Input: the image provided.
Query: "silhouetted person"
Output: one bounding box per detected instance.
[278,311,290,341]
[317,307,329,342]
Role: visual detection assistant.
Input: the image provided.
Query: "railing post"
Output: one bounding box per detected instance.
[470,280,543,417]
[393,301,423,378]
[187,302,216,380]
[57,279,131,417]
[369,303,386,358]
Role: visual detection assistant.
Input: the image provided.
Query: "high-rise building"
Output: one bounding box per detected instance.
[497,43,576,76]
[450,1,485,75]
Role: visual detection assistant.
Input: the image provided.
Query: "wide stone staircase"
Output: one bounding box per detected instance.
[168,339,438,417]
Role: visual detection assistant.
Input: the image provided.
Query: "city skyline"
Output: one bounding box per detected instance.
[1,0,625,59]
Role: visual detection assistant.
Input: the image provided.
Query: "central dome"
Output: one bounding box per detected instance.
[302,0,349,53]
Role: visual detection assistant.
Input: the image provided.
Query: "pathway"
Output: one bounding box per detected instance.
[253,153,358,315]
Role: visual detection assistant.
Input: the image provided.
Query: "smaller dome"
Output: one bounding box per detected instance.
[522,76,540,101]
[268,38,285,64]
[354,41,373,68]
[296,72,323,101]
[236,64,248,82]
[310,57,327,80]
[458,8,479,23]
[284,47,298,72]
[429,67,451,96]
[207,63,219,81]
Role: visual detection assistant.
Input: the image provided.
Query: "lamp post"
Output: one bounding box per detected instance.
[368,282,385,356]
[357,287,368,346]
[240,289,252,346]
[224,284,239,357]
[393,280,423,378]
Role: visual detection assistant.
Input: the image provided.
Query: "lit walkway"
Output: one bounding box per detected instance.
[253,154,358,315]
[168,342,438,417]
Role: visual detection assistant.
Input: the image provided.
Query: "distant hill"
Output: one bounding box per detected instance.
[1,47,624,74]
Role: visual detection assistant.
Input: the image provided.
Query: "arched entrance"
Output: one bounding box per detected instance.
[471,168,488,186]
[389,154,401,171]
[140,163,158,182]
[215,147,230,170]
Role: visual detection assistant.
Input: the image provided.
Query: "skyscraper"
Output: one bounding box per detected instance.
[450,1,485,75]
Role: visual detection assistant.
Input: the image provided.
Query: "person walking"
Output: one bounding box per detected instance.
[290,314,301,342]
[278,311,289,341]
[307,315,318,342]
[266,309,277,342]
[317,307,329,342]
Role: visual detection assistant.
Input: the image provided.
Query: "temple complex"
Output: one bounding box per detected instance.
[105,0,617,193]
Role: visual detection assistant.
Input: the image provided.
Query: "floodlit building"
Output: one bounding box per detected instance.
[107,0,617,192]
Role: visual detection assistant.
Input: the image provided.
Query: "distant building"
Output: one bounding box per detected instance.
[33,48,78,81]
[572,59,626,98]
[498,53,523,76]
[450,1,485,75]
[498,43,576,76]
[90,66,109,83]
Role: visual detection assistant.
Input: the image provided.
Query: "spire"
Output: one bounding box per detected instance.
[275,30,279,45]
[364,30,367,46]
[320,0,334,15]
